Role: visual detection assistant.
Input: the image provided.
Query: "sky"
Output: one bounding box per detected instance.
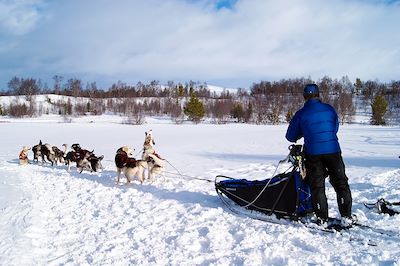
[0,0,399,90]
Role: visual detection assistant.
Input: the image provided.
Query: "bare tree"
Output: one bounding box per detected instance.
[53,75,63,94]
[266,94,283,124]
[334,91,355,124]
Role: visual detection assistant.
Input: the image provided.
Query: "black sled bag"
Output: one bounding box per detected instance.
[216,171,313,217]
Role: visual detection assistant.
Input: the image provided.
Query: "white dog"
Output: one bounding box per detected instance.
[115,146,148,184]
[141,130,166,179]
[142,130,156,160]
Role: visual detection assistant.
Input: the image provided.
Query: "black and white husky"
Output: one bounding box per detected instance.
[64,143,93,173]
[32,140,56,165]
[115,146,147,184]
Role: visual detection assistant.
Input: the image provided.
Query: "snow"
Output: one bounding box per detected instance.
[1,116,400,265]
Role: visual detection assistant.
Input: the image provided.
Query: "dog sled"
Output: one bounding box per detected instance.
[215,144,313,220]
[214,145,400,240]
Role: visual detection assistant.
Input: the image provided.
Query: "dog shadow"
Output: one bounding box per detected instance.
[7,159,21,165]
[74,169,221,209]
[140,184,220,209]
[69,169,119,187]
[7,159,69,170]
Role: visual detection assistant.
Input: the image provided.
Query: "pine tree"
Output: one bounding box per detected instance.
[286,108,294,123]
[354,78,363,95]
[231,103,244,122]
[371,94,388,125]
[184,93,205,123]
[177,85,185,97]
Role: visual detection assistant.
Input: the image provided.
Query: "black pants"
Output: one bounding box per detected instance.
[305,152,352,220]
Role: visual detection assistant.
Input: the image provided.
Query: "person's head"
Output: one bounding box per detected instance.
[303,84,319,101]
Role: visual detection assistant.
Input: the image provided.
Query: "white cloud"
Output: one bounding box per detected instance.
[1,0,400,89]
[0,0,44,35]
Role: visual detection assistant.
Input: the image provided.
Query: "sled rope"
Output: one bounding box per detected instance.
[243,159,287,208]
[216,163,294,213]
[164,170,213,182]
[215,177,294,216]
[164,160,213,183]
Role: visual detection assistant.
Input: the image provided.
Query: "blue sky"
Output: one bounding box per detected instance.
[0,0,399,90]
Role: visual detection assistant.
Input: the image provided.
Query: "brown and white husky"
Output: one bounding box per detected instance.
[115,146,147,184]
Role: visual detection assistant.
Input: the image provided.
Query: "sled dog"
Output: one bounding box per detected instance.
[32,140,56,165]
[146,153,166,179]
[19,146,31,165]
[89,155,104,172]
[142,130,166,179]
[142,130,156,161]
[64,143,93,173]
[115,146,147,184]
[52,144,66,165]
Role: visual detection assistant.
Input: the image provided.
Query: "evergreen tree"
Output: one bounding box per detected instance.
[0,104,3,116]
[177,85,185,97]
[354,78,363,95]
[86,102,91,113]
[184,93,205,123]
[286,108,294,123]
[371,94,388,125]
[231,103,244,122]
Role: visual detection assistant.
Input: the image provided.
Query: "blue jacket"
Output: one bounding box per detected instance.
[286,99,341,155]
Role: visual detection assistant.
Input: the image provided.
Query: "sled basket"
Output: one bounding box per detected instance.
[215,149,313,219]
[216,171,312,218]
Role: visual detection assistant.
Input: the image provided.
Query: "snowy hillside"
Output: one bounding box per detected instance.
[0,117,399,264]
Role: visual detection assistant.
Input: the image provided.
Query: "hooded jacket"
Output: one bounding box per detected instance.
[286,99,341,155]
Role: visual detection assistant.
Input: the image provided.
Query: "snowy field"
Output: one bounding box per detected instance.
[0,116,400,265]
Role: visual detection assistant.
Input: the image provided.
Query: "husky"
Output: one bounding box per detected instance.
[115,146,147,184]
[147,153,166,179]
[64,143,93,173]
[52,144,67,165]
[32,140,56,165]
[141,130,166,179]
[142,130,156,161]
[19,146,31,165]
[89,155,104,172]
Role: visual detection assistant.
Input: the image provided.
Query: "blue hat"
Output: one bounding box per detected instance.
[303,84,319,95]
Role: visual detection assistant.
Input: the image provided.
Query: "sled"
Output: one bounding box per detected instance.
[215,144,313,220]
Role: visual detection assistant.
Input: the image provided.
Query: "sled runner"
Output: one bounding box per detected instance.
[215,144,313,220]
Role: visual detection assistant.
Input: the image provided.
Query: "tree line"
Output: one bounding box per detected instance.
[1,75,399,125]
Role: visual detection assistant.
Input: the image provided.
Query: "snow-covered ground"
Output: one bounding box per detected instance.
[0,116,399,265]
